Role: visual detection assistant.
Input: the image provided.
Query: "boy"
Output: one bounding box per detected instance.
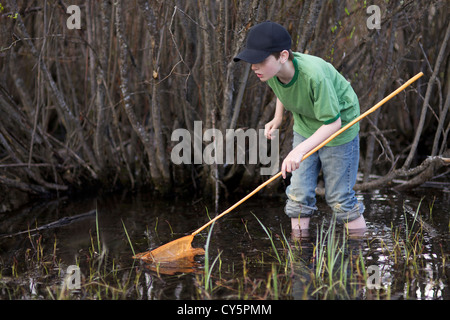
[234,21,366,233]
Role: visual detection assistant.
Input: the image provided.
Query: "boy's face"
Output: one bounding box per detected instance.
[251,55,282,82]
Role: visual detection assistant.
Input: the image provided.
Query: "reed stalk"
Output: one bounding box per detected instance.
[204,221,222,292]
[253,214,281,263]
[121,219,136,257]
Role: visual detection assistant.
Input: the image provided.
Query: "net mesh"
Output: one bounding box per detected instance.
[133,235,205,263]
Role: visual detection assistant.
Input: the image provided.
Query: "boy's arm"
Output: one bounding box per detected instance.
[264,98,284,140]
[281,117,341,179]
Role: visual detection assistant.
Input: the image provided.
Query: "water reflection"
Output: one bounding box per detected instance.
[141,257,203,275]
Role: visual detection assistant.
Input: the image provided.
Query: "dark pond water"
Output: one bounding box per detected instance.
[0,186,449,300]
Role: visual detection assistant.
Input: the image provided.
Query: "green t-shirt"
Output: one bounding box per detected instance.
[267,52,360,146]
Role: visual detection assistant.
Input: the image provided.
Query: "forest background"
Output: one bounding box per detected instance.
[0,0,448,212]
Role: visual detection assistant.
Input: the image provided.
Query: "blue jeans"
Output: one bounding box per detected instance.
[284,132,364,223]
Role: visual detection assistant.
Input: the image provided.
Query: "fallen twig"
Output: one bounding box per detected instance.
[0,209,96,239]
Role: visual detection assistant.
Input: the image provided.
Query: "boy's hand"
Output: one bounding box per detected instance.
[264,117,282,140]
[280,118,341,178]
[281,146,306,179]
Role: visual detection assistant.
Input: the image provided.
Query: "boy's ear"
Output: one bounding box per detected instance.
[280,50,290,63]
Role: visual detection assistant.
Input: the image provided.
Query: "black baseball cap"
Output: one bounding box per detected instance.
[234,21,292,64]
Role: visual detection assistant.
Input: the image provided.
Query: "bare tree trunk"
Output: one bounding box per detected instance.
[114,0,166,191]
[363,15,397,182]
[220,0,259,132]
[403,22,450,168]
[431,84,450,156]
[297,0,324,52]
[92,0,109,169]
[199,3,215,129]
[143,3,171,185]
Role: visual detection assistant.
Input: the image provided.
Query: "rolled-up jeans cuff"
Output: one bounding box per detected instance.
[284,199,317,219]
[334,202,365,224]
